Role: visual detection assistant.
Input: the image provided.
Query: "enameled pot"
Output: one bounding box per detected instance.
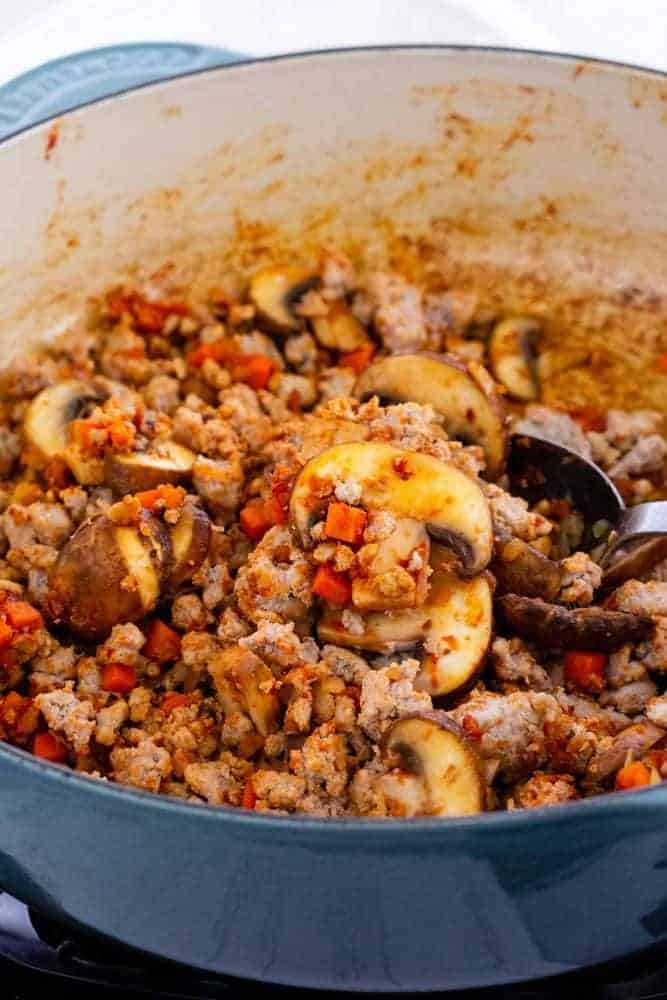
[1,45,667,991]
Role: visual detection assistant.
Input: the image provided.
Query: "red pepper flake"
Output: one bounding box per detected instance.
[461,714,482,740]
[44,124,60,161]
[393,456,415,480]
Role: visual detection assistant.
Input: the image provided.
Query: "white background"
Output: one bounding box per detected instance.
[0,0,666,85]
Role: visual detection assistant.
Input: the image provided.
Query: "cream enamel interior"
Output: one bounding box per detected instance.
[1,48,667,413]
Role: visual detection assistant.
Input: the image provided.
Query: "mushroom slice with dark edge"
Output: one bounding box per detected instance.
[207,646,279,737]
[45,514,172,642]
[497,595,653,651]
[23,379,104,483]
[354,353,508,479]
[492,531,562,601]
[165,500,211,591]
[488,317,541,402]
[311,304,369,351]
[318,571,493,699]
[382,711,484,817]
[289,442,493,576]
[249,266,319,334]
[105,441,196,495]
[586,720,665,784]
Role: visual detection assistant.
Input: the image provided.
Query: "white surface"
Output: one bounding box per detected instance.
[0,0,665,86]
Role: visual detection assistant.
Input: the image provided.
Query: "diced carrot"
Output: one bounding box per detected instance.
[324,502,367,545]
[241,778,257,810]
[569,405,606,433]
[0,691,30,723]
[33,732,68,763]
[232,354,275,390]
[616,761,651,790]
[144,619,182,663]
[121,343,147,359]
[4,601,42,631]
[239,497,286,542]
[136,483,186,513]
[0,622,13,651]
[656,354,667,373]
[564,651,607,694]
[101,663,137,694]
[44,457,72,490]
[338,343,376,374]
[108,420,135,450]
[187,341,229,368]
[69,418,103,455]
[161,692,190,716]
[312,564,352,606]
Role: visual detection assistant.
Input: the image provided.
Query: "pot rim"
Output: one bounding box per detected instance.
[3,41,666,834]
[2,42,666,144]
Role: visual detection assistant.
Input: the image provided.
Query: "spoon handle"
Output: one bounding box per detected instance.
[601,502,667,587]
[613,501,667,547]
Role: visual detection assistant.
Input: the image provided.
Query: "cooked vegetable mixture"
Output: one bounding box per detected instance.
[2,253,667,816]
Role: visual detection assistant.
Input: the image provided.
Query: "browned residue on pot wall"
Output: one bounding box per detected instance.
[4,56,667,415]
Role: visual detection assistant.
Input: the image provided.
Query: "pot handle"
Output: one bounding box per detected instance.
[0,42,244,141]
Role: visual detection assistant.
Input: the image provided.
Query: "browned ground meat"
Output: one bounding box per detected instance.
[1,256,667,818]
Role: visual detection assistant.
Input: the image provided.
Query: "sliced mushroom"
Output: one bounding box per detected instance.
[489,317,540,401]
[586,720,665,784]
[208,646,279,737]
[351,518,430,612]
[382,711,484,817]
[319,571,493,699]
[602,538,667,592]
[44,514,171,641]
[497,595,653,651]
[166,501,211,591]
[355,353,508,479]
[312,305,369,352]
[23,380,105,483]
[105,441,196,496]
[492,531,562,600]
[290,442,493,576]
[249,266,319,334]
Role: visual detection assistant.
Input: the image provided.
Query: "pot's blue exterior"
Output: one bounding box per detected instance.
[0,42,243,139]
[1,741,667,990]
[2,43,667,990]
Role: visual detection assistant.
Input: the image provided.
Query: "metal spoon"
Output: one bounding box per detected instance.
[508,432,667,589]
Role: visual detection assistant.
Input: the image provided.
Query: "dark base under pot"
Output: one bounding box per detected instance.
[3,893,667,998]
